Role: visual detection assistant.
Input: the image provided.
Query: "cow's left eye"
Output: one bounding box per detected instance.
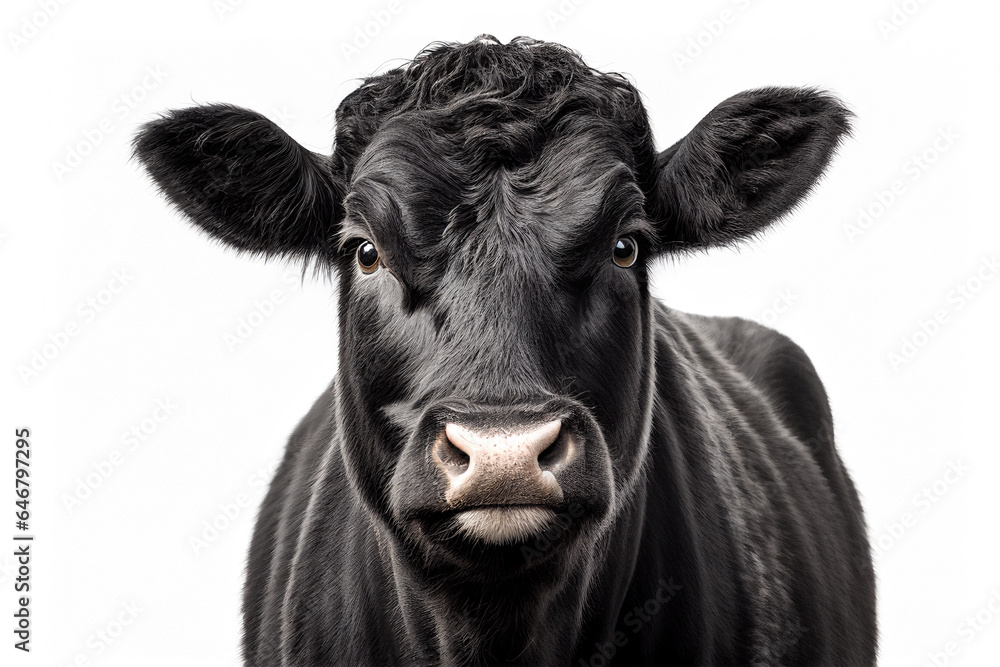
[613,236,638,268]
[357,240,380,274]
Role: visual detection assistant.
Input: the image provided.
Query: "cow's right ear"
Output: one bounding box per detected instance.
[133,104,345,259]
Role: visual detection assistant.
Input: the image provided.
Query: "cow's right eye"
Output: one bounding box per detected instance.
[357,240,380,274]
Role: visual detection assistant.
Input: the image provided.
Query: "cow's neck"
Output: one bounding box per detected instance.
[381,498,648,667]
[394,570,584,665]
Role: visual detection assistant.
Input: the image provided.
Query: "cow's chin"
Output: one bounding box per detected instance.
[454,506,557,545]
[397,500,599,582]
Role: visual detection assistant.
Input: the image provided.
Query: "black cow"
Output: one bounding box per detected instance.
[135,36,876,666]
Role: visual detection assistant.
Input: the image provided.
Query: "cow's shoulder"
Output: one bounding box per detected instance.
[685,310,831,445]
[243,381,337,664]
[656,305,834,461]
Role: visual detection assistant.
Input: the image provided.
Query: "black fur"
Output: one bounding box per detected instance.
[652,87,853,251]
[134,36,875,666]
[133,104,345,260]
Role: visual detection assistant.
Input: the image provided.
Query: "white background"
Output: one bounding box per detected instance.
[2,0,998,665]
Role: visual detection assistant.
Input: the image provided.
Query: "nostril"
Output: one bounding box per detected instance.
[434,431,470,471]
[435,419,572,507]
[537,429,571,472]
[439,419,568,478]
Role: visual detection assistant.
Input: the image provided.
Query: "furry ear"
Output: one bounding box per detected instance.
[650,87,852,251]
[133,104,345,259]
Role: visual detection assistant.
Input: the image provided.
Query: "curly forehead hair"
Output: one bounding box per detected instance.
[332,35,658,186]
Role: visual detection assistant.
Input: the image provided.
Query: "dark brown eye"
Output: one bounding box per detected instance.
[613,236,638,268]
[357,240,380,273]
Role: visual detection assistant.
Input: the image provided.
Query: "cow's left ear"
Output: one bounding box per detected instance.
[649,87,851,251]
[133,104,346,259]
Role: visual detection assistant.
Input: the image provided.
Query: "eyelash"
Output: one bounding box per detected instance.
[339,236,369,255]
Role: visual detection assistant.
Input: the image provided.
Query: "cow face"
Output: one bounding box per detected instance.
[334,114,652,576]
[134,37,850,584]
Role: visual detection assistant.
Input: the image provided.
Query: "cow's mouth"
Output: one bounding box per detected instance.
[452,504,557,544]
[403,501,587,580]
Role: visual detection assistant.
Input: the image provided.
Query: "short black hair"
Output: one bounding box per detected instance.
[333,35,658,190]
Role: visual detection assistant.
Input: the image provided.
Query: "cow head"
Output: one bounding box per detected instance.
[134,37,849,585]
